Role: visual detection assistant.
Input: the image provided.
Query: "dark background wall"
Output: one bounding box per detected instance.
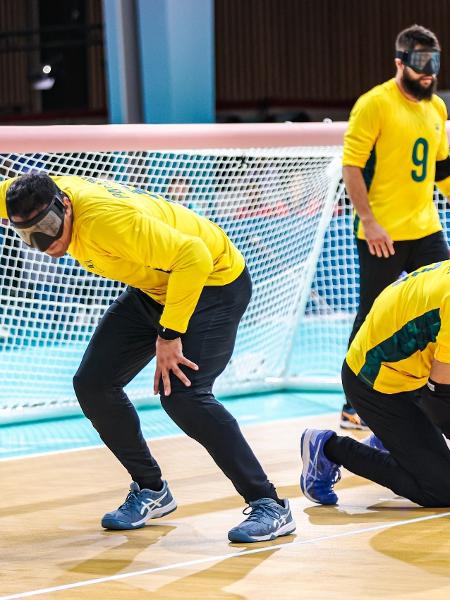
[215,0,450,120]
[1,0,450,123]
[0,0,105,123]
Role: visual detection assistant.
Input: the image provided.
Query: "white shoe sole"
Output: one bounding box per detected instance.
[340,420,369,431]
[250,521,297,542]
[228,519,296,543]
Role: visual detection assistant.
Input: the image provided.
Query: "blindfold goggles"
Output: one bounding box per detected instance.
[396,50,441,75]
[9,194,66,251]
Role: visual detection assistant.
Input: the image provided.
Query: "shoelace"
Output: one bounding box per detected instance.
[119,490,139,510]
[315,466,341,494]
[242,502,280,522]
[334,470,341,483]
[330,468,341,487]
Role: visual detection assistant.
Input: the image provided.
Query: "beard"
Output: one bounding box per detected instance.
[401,69,437,100]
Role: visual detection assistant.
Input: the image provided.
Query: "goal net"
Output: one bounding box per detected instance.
[0,122,360,422]
[288,186,450,390]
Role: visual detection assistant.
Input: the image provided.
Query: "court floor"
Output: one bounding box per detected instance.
[2,393,450,599]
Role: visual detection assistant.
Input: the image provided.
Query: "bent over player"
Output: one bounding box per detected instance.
[301,260,450,508]
[0,173,295,543]
[340,24,450,430]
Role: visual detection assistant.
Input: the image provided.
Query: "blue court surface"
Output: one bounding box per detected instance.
[0,390,343,460]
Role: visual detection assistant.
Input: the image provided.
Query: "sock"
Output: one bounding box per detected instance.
[137,479,164,492]
[268,495,285,508]
[250,494,284,507]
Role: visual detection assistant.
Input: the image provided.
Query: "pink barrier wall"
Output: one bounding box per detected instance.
[0,122,347,152]
[0,122,448,153]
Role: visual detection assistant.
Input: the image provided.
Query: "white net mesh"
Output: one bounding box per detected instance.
[288,185,449,389]
[0,147,341,423]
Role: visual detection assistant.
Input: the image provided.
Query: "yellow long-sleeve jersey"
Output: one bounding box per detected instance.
[347,260,450,393]
[0,175,245,333]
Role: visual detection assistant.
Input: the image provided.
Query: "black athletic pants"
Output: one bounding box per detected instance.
[73,267,278,503]
[327,361,450,507]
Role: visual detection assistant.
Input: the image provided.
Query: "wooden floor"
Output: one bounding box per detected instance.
[2,413,450,600]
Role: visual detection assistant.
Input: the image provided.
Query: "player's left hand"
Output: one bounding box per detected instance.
[154,336,199,396]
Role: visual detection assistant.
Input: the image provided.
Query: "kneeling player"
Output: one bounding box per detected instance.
[301,261,450,507]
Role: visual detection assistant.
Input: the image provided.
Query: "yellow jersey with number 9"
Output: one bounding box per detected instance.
[346,260,450,393]
[343,78,450,241]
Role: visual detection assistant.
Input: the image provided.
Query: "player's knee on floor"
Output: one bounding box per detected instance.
[418,492,450,508]
[414,472,450,507]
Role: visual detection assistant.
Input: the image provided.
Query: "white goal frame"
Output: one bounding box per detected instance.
[1,121,447,423]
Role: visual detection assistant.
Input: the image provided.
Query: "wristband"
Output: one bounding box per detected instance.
[157,324,182,340]
[422,378,450,436]
[426,378,450,396]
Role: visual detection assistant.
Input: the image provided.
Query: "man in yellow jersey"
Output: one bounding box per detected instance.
[300,261,450,507]
[1,173,295,542]
[340,24,450,430]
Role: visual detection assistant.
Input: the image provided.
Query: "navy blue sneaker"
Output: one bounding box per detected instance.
[361,433,388,453]
[300,429,341,505]
[228,498,296,543]
[101,481,177,530]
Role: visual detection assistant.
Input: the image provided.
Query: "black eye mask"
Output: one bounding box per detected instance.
[396,50,441,76]
[9,193,66,251]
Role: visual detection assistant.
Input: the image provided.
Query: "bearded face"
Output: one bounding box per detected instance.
[401,67,437,100]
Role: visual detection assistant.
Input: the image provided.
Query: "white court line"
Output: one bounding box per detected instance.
[2,509,450,600]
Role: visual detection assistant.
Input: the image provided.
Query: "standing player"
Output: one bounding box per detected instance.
[301,261,450,508]
[340,24,450,430]
[1,173,295,543]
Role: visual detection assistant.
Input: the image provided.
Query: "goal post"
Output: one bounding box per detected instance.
[4,121,446,423]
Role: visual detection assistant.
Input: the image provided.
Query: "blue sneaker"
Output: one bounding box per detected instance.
[101,481,177,530]
[361,433,388,453]
[300,429,341,505]
[228,498,296,543]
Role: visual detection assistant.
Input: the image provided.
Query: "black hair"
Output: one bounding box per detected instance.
[6,173,61,220]
[396,24,440,52]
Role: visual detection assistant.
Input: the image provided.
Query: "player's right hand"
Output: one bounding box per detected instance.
[154,336,199,396]
[362,220,395,258]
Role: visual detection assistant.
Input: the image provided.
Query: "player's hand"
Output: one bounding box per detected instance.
[362,219,395,258]
[154,336,199,396]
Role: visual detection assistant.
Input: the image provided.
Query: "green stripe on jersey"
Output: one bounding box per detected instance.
[359,308,441,387]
